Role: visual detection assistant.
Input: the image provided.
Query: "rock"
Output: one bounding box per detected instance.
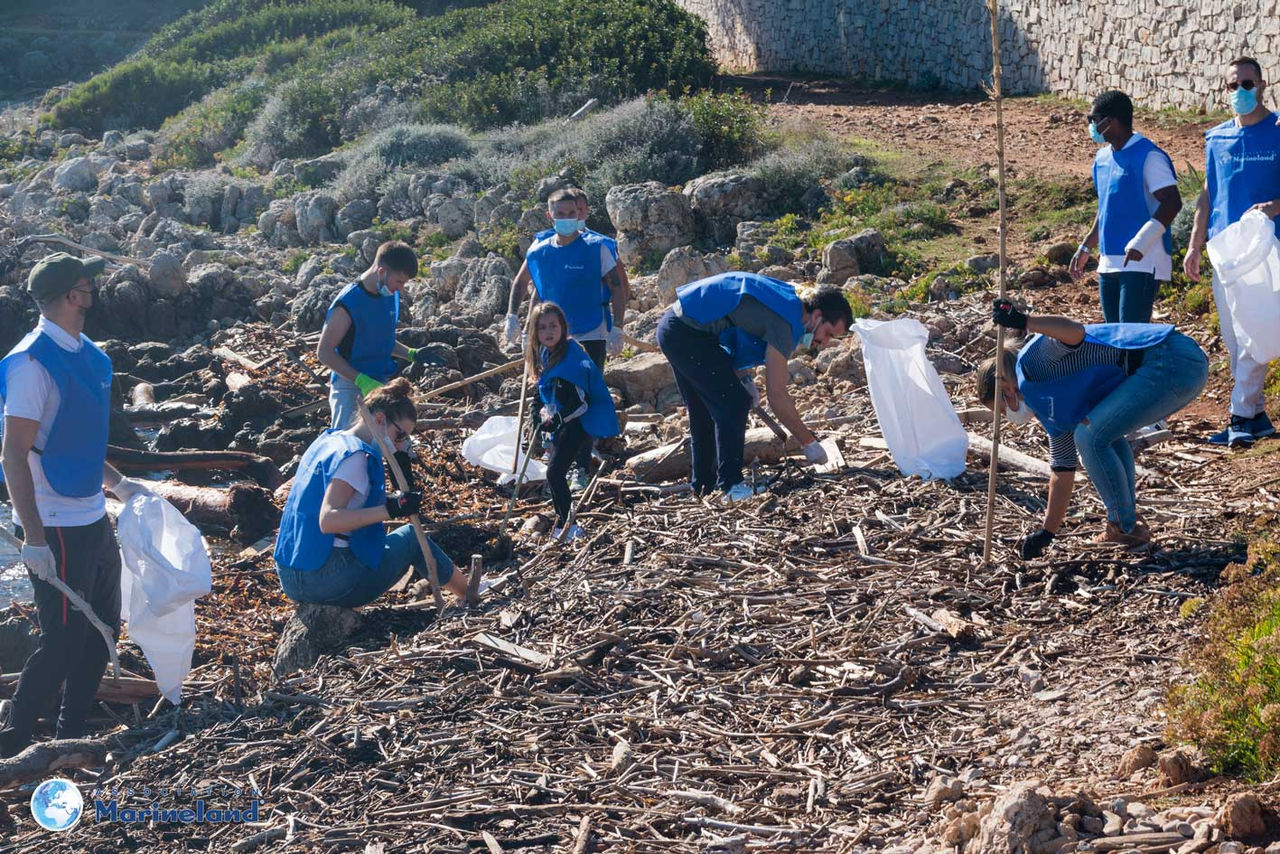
[147,251,187,298]
[102,130,125,150]
[294,191,339,245]
[272,604,362,680]
[1157,748,1192,786]
[604,352,677,408]
[967,254,1000,273]
[53,156,97,192]
[19,50,51,81]
[124,139,151,161]
[1218,793,1265,840]
[605,181,695,267]
[1126,801,1154,819]
[683,172,767,245]
[813,340,865,382]
[923,776,965,808]
[1045,242,1076,265]
[969,780,1058,854]
[450,256,513,325]
[655,246,729,303]
[1116,744,1158,778]
[335,198,376,238]
[435,197,473,239]
[820,229,889,284]
[426,254,470,302]
[1102,810,1124,835]
[58,132,87,148]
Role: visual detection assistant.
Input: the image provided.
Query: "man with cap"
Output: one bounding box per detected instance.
[0,253,152,757]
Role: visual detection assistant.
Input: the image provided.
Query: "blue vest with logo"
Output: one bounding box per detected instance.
[538,339,620,438]
[677,272,806,356]
[0,329,112,498]
[1205,113,1280,239]
[526,232,612,336]
[1093,136,1175,256]
[1016,323,1174,435]
[327,282,399,384]
[273,431,387,572]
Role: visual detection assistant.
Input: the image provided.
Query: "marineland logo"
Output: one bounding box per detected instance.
[31,778,83,832]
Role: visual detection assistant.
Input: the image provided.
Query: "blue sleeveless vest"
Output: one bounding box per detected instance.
[327,282,399,383]
[677,272,806,355]
[274,431,387,572]
[0,329,112,498]
[1206,113,1280,239]
[719,326,767,371]
[526,232,612,335]
[538,339,620,439]
[1016,323,1174,435]
[1093,136,1175,256]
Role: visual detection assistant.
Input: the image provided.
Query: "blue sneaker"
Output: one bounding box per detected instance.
[1208,416,1254,447]
[1248,412,1277,440]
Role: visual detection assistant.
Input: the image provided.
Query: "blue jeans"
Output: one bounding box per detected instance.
[1098,271,1157,323]
[328,376,360,431]
[656,310,752,493]
[1074,331,1208,531]
[276,525,454,608]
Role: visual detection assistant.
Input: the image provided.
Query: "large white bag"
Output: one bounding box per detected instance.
[461,415,547,484]
[854,318,968,480]
[1207,209,1280,364]
[117,494,212,704]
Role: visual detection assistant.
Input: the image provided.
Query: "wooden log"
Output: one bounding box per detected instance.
[625,428,797,483]
[966,433,1155,480]
[0,673,158,704]
[149,481,281,543]
[0,737,113,790]
[107,446,283,489]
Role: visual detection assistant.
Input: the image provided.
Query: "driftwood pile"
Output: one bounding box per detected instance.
[0,290,1264,851]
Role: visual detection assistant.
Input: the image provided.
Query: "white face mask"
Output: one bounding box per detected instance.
[1004,398,1035,426]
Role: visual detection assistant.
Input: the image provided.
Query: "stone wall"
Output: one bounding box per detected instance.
[674,0,1280,111]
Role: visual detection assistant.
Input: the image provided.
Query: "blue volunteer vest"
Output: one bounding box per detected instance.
[1016,323,1174,435]
[273,431,387,572]
[1205,113,1280,239]
[1093,136,1175,257]
[538,339,620,439]
[0,329,112,498]
[677,272,806,357]
[526,232,612,336]
[719,326,767,371]
[327,282,399,384]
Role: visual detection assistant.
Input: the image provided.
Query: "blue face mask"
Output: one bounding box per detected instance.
[377,275,392,298]
[552,218,582,237]
[797,332,814,351]
[1232,86,1259,115]
[1088,121,1107,145]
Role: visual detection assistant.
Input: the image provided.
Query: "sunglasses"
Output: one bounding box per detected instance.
[388,421,413,444]
[1226,79,1259,91]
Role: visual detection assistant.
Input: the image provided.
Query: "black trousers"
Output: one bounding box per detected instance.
[546,419,590,526]
[575,339,607,473]
[1,516,121,752]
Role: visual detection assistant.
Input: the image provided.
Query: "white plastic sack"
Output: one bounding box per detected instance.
[461,415,547,484]
[854,318,968,480]
[1207,208,1280,364]
[117,494,212,704]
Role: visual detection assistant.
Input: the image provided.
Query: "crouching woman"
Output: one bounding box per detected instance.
[978,299,1208,557]
[273,378,465,605]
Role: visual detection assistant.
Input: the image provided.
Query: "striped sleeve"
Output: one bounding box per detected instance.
[1047,431,1078,471]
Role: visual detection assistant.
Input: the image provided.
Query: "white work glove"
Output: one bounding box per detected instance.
[740,375,760,408]
[802,439,828,465]
[21,543,56,583]
[504,313,522,349]
[111,477,153,502]
[606,326,624,358]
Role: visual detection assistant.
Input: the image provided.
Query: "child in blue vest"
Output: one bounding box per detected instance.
[1069,91,1182,325]
[505,187,628,490]
[1184,56,1280,447]
[979,298,1208,559]
[317,240,433,431]
[525,302,619,541]
[273,378,465,607]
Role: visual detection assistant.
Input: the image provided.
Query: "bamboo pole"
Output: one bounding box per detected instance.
[982,0,1010,565]
[414,358,522,405]
[355,399,446,613]
[510,311,538,476]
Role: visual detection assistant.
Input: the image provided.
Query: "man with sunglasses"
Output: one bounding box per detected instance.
[1185,56,1280,447]
[0,253,152,757]
[1070,91,1181,325]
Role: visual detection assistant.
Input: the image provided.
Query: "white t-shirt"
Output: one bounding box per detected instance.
[1096,133,1178,281]
[330,450,372,548]
[1,317,108,528]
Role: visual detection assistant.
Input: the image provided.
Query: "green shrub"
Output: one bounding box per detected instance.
[681,89,769,170]
[282,250,311,274]
[748,137,863,217]
[47,59,218,134]
[333,123,473,201]
[155,80,268,169]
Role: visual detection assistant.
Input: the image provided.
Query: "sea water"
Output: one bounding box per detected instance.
[0,498,32,607]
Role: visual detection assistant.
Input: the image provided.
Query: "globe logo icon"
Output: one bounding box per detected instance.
[30,778,83,832]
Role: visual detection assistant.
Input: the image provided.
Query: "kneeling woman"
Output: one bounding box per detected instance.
[527,302,619,540]
[274,378,466,605]
[980,299,1208,557]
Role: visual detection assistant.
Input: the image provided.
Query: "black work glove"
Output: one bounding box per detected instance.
[1020,528,1055,559]
[389,450,417,493]
[992,298,1028,330]
[540,411,564,437]
[385,491,422,519]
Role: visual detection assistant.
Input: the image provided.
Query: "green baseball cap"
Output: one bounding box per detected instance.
[27,252,106,303]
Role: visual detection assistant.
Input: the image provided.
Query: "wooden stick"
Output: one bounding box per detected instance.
[754,406,788,442]
[11,234,148,270]
[415,359,522,404]
[497,416,538,539]
[510,311,538,476]
[354,399,445,613]
[982,0,1010,566]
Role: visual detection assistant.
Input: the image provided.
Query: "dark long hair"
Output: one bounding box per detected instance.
[525,302,570,379]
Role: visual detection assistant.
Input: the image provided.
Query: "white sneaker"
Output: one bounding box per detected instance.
[552,524,585,542]
[721,481,763,505]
